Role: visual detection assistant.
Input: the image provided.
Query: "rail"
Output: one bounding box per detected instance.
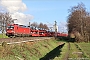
[0,37,52,45]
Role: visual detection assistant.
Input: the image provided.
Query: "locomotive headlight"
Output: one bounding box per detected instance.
[10,28,13,29]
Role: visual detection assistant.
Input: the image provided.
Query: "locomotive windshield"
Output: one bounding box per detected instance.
[7,25,14,29]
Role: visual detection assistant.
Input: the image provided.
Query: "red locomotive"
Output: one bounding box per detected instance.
[6,24,31,37]
[6,24,68,37]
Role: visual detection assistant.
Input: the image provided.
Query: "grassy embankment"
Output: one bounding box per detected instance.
[0,35,90,60]
[0,34,8,38]
[54,40,90,60]
[54,42,87,60]
[0,38,67,60]
[68,43,82,58]
[67,42,90,60]
[76,42,90,59]
[54,42,68,60]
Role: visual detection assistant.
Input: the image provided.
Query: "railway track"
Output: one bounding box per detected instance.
[0,37,53,45]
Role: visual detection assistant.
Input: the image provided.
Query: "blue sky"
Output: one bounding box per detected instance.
[23,0,90,23]
[22,0,90,32]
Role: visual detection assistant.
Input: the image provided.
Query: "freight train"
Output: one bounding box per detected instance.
[6,24,68,38]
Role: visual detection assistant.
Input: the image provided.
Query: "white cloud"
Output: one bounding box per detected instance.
[12,12,33,25]
[0,0,27,13]
[0,0,34,25]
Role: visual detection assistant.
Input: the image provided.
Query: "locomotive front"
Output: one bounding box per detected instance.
[6,24,15,37]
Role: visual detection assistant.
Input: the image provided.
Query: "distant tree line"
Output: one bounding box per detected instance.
[67,3,90,42]
[30,22,49,30]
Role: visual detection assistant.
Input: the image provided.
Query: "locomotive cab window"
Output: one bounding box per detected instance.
[7,26,14,29]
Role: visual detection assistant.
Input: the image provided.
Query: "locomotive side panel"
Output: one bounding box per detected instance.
[15,25,31,37]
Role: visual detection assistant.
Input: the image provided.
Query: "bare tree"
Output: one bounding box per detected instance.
[38,23,44,28]
[31,22,38,27]
[38,23,49,30]
[43,24,48,30]
[0,12,12,38]
[67,3,90,42]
